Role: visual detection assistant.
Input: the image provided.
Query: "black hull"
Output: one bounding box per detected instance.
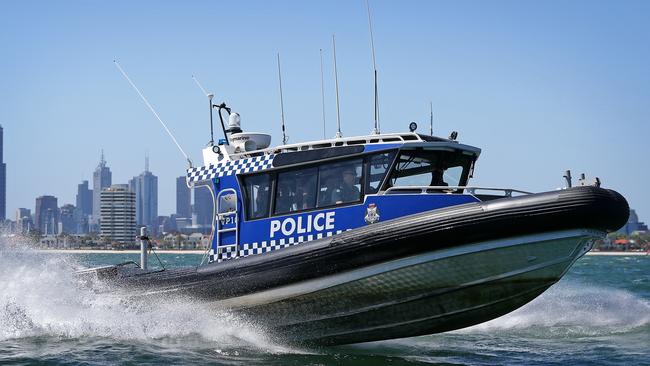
[93,186,628,345]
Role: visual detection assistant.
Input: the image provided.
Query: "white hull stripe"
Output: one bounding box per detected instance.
[187,154,275,183]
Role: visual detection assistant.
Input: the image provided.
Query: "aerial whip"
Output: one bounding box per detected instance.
[114,60,193,167]
[277,53,288,145]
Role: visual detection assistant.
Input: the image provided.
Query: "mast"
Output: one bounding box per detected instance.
[332,35,342,138]
[365,0,380,134]
[277,53,288,145]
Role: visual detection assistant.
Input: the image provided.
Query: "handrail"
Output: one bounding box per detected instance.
[381,186,533,197]
[230,132,426,160]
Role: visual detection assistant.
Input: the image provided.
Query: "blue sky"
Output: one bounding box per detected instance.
[1,0,648,220]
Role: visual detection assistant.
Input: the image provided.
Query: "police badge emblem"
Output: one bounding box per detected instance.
[364,203,380,224]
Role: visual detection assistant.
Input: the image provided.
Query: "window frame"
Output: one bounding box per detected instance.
[383,148,475,192]
[239,151,398,221]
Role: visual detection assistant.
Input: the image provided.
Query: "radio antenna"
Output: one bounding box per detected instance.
[429,102,434,136]
[332,35,342,138]
[192,75,215,146]
[114,60,192,168]
[365,0,380,134]
[277,53,288,145]
[320,48,327,140]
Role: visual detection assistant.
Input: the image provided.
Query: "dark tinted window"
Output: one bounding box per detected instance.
[274,167,318,215]
[317,159,363,207]
[242,174,271,219]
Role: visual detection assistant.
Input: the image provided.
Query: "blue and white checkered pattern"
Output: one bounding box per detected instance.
[209,230,345,263]
[187,154,275,183]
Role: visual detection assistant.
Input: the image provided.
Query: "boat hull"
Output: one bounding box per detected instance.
[89,186,628,345]
[224,229,599,345]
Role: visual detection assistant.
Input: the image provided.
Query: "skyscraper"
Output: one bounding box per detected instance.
[92,150,112,227]
[193,186,213,228]
[74,180,93,234]
[35,195,58,235]
[176,176,191,218]
[15,208,32,233]
[59,204,76,234]
[0,125,6,221]
[129,156,158,232]
[76,180,92,217]
[100,184,136,245]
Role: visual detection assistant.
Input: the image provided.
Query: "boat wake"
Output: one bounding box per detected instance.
[0,241,295,354]
[459,280,650,337]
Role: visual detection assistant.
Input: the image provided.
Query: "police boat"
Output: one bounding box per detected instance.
[92,111,629,346]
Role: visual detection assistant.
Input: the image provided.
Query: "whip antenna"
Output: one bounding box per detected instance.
[277,53,288,145]
[332,35,342,138]
[365,0,380,134]
[192,75,215,146]
[430,102,434,136]
[192,75,209,95]
[114,60,192,167]
[320,48,326,140]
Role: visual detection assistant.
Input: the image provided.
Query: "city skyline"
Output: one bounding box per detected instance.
[1,1,648,220]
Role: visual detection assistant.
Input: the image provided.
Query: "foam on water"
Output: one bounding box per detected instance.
[0,238,296,354]
[461,281,650,337]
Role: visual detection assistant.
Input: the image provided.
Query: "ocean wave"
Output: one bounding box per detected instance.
[0,243,296,354]
[459,281,650,337]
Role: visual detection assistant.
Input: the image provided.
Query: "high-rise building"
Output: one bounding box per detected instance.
[129,156,158,232]
[59,204,76,234]
[193,186,213,228]
[15,208,32,233]
[76,180,93,217]
[0,125,6,221]
[74,180,93,234]
[176,176,191,218]
[92,150,112,227]
[100,184,136,245]
[35,195,58,235]
[618,209,649,235]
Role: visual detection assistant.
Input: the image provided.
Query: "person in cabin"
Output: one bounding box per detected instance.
[254,186,270,218]
[333,166,361,204]
[432,167,448,187]
[275,182,294,214]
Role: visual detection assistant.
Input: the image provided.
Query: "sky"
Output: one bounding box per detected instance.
[1,0,648,221]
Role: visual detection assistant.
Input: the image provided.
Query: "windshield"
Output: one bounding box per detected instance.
[387,149,474,190]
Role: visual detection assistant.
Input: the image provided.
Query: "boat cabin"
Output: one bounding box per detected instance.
[187,132,484,263]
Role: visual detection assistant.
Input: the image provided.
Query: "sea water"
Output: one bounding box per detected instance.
[1,240,648,365]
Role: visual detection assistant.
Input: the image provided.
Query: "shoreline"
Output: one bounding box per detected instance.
[33,249,649,256]
[586,251,649,256]
[37,249,205,254]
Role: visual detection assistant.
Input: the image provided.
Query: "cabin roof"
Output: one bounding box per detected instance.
[188,132,481,185]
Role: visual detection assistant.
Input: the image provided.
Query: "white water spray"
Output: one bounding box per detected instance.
[461,281,650,337]
[0,239,295,353]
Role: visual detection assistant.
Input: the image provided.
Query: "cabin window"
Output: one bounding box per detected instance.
[242,174,271,219]
[317,159,363,207]
[366,151,396,194]
[274,167,318,214]
[388,150,473,190]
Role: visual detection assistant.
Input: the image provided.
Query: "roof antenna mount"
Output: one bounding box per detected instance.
[277,53,288,145]
[332,35,343,138]
[192,75,215,146]
[365,0,380,134]
[429,102,434,136]
[193,75,230,146]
